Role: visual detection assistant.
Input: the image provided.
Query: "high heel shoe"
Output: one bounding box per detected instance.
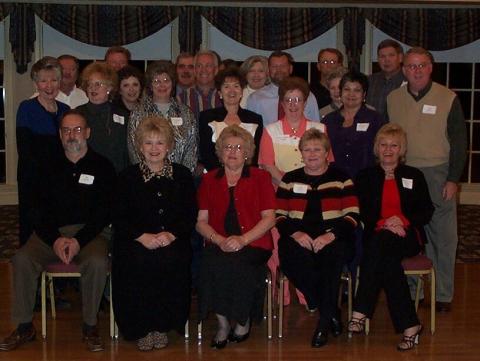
[347,316,366,337]
[397,325,423,351]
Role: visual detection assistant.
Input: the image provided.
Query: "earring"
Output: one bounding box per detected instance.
[107,90,110,95]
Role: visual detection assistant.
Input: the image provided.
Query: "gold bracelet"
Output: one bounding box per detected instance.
[209,233,216,244]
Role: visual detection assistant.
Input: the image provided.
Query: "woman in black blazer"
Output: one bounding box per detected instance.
[348,123,434,351]
[198,67,263,171]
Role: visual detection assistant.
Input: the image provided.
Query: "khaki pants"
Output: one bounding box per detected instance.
[11,225,109,326]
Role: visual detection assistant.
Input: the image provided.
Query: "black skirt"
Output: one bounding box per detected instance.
[198,244,271,326]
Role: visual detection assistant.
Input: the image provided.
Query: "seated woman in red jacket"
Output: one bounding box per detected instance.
[196,125,276,349]
[348,123,434,351]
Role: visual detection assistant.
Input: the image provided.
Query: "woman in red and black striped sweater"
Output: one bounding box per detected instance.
[276,128,360,348]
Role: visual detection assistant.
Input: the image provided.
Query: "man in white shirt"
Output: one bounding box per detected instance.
[56,55,88,109]
[247,51,319,126]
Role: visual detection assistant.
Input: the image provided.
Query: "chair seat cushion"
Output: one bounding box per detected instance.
[45,262,80,274]
[401,254,433,271]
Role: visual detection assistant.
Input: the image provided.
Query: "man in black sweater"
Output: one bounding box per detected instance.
[0,110,116,352]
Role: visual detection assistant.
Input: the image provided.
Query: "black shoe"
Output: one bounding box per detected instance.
[228,330,250,343]
[311,327,328,348]
[82,326,104,352]
[0,326,36,351]
[330,316,343,337]
[210,338,228,349]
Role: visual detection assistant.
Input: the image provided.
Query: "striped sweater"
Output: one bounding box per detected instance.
[276,166,360,240]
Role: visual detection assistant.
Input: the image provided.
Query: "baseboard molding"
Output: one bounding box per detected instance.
[459,184,480,205]
[0,185,18,205]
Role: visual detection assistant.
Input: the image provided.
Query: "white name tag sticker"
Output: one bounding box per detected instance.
[293,183,308,194]
[356,123,369,132]
[113,114,125,125]
[422,105,437,115]
[171,117,183,126]
[402,178,413,189]
[79,174,94,185]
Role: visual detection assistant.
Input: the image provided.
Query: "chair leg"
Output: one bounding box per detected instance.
[109,276,118,340]
[197,321,202,341]
[41,272,47,339]
[278,275,284,338]
[365,318,370,335]
[430,268,436,335]
[184,320,189,339]
[48,275,56,319]
[415,276,423,311]
[267,274,273,339]
[347,272,353,321]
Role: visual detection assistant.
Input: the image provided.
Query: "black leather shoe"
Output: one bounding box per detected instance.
[311,328,328,348]
[330,316,343,337]
[83,326,104,352]
[0,326,36,351]
[210,338,228,349]
[228,330,250,343]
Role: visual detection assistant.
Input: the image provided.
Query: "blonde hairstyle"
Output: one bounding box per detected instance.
[80,62,119,98]
[240,55,270,86]
[135,116,175,155]
[215,125,255,165]
[298,128,331,153]
[373,123,408,163]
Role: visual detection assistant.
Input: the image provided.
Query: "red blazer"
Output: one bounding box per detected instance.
[197,166,276,250]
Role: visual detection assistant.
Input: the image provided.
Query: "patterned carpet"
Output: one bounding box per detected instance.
[0,205,479,262]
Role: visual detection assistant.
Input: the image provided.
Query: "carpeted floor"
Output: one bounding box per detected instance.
[1,205,479,262]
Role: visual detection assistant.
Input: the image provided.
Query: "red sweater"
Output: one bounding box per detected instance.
[197,167,276,250]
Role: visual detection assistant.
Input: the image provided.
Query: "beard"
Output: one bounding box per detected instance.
[64,139,83,153]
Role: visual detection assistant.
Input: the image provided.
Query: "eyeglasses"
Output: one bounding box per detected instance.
[223,144,243,152]
[404,63,430,71]
[152,77,171,87]
[283,96,304,104]
[87,81,108,89]
[61,126,85,135]
[319,59,337,65]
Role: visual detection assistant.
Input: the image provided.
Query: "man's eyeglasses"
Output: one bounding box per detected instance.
[404,63,430,71]
[61,126,85,135]
[319,60,337,65]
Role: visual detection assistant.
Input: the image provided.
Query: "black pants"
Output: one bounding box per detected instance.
[279,236,349,331]
[354,229,420,333]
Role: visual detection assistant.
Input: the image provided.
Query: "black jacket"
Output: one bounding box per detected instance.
[355,164,434,243]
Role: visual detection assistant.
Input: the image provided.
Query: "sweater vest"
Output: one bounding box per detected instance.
[388,82,455,168]
[266,121,326,172]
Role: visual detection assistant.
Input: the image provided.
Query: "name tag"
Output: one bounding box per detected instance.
[402,178,413,189]
[422,105,437,115]
[276,135,298,146]
[113,114,125,125]
[171,117,183,126]
[293,183,308,194]
[79,174,94,185]
[356,123,369,132]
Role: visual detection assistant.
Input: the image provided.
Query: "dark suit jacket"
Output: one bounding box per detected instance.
[198,106,263,171]
[355,164,434,243]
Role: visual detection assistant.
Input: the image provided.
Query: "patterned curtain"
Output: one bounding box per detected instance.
[9,4,35,73]
[33,4,179,47]
[343,8,364,70]
[201,7,342,51]
[362,8,480,51]
[178,6,202,54]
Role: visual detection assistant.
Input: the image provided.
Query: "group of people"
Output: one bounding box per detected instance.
[0,39,467,354]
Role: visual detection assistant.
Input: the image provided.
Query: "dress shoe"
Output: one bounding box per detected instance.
[330,316,343,337]
[83,326,104,352]
[311,327,328,348]
[436,301,451,313]
[0,326,36,351]
[228,330,250,343]
[210,338,228,349]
